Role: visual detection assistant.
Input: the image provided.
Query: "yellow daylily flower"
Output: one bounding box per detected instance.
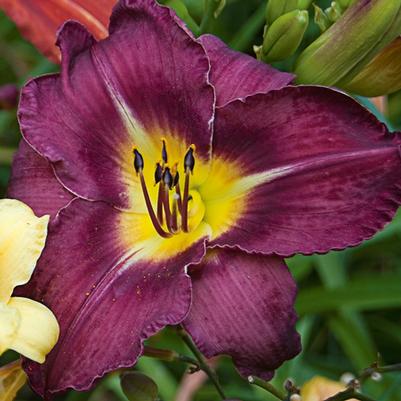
[0,199,59,363]
[301,376,358,401]
[0,361,27,401]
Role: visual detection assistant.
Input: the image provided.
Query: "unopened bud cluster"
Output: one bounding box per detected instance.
[256,0,310,63]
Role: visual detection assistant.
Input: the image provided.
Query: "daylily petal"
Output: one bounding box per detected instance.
[19,0,214,210]
[6,297,59,364]
[203,86,401,256]
[0,361,27,401]
[8,140,74,219]
[301,376,357,401]
[200,34,293,107]
[0,199,48,303]
[183,248,300,380]
[0,0,113,62]
[20,198,208,397]
[0,303,20,356]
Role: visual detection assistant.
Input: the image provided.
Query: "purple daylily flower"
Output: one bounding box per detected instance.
[8,0,401,397]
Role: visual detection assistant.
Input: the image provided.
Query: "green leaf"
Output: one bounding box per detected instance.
[165,0,200,35]
[329,312,376,369]
[136,357,177,401]
[120,372,158,401]
[286,254,314,281]
[297,277,401,314]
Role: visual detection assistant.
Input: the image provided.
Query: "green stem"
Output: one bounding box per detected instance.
[378,363,401,374]
[324,389,376,401]
[199,0,217,34]
[178,327,226,400]
[248,376,286,400]
[143,346,200,368]
[229,2,266,51]
[359,362,401,382]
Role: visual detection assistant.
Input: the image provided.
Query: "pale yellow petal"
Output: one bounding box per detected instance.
[0,199,49,303]
[0,360,27,401]
[301,376,357,401]
[6,297,59,363]
[0,302,20,356]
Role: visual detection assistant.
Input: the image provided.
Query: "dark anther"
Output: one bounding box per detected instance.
[173,171,180,188]
[163,167,174,190]
[184,145,195,173]
[154,162,163,185]
[161,139,168,164]
[133,148,144,174]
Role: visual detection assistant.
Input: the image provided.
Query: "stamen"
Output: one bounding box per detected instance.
[181,170,190,232]
[155,162,164,224]
[184,145,195,174]
[162,167,174,232]
[171,194,179,232]
[175,183,183,214]
[154,162,163,185]
[157,184,164,225]
[171,163,181,211]
[181,145,195,232]
[134,148,171,239]
[163,167,174,190]
[161,139,168,164]
[163,185,173,233]
[139,172,171,238]
[133,148,144,174]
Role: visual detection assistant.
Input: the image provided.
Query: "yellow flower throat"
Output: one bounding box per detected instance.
[133,140,204,238]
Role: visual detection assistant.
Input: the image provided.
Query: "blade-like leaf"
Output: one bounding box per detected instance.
[297,277,401,314]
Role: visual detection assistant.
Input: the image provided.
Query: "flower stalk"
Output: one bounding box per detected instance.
[248,376,286,400]
[178,326,226,400]
[142,346,200,369]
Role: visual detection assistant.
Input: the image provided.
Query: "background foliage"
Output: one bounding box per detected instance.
[1,0,400,400]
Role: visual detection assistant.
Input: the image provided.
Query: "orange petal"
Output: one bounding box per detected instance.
[0,0,112,63]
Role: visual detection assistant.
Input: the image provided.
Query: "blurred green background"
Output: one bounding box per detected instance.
[1,1,401,400]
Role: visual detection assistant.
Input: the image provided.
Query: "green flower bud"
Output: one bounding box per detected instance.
[261,9,309,62]
[388,89,401,130]
[265,0,298,24]
[314,4,331,32]
[294,0,401,87]
[344,37,401,97]
[325,2,342,22]
[297,0,313,10]
[337,0,357,9]
[121,372,158,401]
